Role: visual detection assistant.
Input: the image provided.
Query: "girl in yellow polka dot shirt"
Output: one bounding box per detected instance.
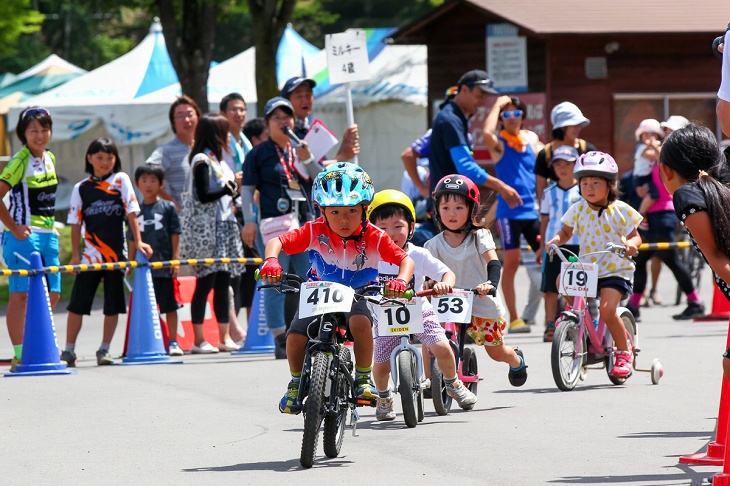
[546,151,642,378]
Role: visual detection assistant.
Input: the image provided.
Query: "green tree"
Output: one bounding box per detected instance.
[0,0,44,57]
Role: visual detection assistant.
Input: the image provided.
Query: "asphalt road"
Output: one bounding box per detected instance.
[0,267,727,485]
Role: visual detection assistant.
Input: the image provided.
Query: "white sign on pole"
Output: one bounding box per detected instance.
[325,29,371,85]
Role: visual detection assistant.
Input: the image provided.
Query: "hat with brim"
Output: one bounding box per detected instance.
[264,97,294,118]
[549,145,580,166]
[660,115,689,132]
[551,102,590,130]
[280,77,317,98]
[457,70,499,95]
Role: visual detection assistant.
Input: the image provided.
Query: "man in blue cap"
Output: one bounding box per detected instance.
[281,76,359,166]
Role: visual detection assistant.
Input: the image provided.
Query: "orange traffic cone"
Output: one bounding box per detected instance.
[678,318,730,466]
[6,252,75,377]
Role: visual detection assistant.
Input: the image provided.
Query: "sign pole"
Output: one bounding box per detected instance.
[345,83,358,165]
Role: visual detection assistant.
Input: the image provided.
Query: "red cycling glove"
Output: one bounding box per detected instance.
[260,257,283,278]
[386,278,408,293]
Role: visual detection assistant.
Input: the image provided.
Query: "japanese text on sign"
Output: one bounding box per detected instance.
[325,29,371,85]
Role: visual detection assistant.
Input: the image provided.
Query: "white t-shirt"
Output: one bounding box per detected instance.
[561,199,642,280]
[424,229,505,319]
[633,144,655,177]
[719,30,730,102]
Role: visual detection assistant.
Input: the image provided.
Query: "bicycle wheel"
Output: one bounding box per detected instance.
[551,317,583,391]
[461,347,479,397]
[300,351,328,469]
[323,347,350,458]
[398,351,419,428]
[607,310,637,386]
[417,385,424,423]
[430,359,453,415]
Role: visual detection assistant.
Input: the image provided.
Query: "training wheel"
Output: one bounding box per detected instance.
[650,359,663,385]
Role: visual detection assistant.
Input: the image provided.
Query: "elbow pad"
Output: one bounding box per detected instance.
[487,259,502,287]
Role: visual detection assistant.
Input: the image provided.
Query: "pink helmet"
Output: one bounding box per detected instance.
[574,151,619,180]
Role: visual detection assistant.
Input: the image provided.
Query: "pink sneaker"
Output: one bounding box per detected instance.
[611,350,633,378]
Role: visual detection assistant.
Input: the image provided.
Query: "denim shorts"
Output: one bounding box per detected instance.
[2,231,61,293]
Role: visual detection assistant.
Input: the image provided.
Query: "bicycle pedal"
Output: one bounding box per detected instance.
[353,397,377,407]
[349,409,360,437]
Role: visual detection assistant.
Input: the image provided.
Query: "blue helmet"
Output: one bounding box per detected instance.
[312,162,374,207]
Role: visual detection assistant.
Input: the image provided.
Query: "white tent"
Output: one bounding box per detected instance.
[11,24,427,191]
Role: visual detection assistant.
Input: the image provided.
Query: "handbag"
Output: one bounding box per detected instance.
[179,158,218,260]
[259,211,299,244]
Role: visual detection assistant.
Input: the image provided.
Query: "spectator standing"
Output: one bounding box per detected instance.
[145,95,201,209]
[243,118,269,147]
[483,95,542,333]
[241,97,324,358]
[534,102,596,202]
[280,76,359,165]
[0,107,59,371]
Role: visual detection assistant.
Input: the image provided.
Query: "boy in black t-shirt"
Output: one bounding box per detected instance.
[129,164,183,356]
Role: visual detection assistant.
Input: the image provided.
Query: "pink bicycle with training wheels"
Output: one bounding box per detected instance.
[548,243,664,391]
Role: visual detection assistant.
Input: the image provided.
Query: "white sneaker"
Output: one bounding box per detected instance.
[446,379,478,409]
[376,394,396,421]
[191,341,219,354]
[167,341,183,357]
[217,339,241,352]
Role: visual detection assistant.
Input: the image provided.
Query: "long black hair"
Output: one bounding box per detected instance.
[190,114,229,161]
[660,123,730,258]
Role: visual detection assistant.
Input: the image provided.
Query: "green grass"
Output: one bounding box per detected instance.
[0,225,85,304]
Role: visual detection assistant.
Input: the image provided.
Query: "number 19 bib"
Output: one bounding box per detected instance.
[559,262,598,297]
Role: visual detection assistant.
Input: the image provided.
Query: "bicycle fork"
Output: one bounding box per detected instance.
[388,335,424,391]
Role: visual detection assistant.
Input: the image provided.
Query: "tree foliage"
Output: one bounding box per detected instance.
[0,0,44,57]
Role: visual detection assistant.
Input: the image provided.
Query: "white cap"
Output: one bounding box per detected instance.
[550,102,590,129]
[660,115,690,132]
[634,119,664,141]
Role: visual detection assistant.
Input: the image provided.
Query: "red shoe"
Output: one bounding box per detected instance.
[611,350,633,378]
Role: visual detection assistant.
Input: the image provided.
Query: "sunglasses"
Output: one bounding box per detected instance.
[500,110,523,119]
[22,108,50,119]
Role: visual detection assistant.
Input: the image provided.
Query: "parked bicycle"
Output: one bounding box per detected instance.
[548,243,663,391]
[256,270,412,468]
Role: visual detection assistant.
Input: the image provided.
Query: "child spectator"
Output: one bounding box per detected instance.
[128,164,182,356]
[61,138,152,367]
[368,190,477,418]
[536,146,581,342]
[258,162,415,414]
[425,174,528,388]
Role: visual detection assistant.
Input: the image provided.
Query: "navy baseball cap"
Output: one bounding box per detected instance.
[457,70,499,94]
[280,77,317,98]
[263,97,294,118]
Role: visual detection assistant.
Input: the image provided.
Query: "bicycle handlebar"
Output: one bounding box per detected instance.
[254,269,414,300]
[416,286,497,297]
[548,243,630,264]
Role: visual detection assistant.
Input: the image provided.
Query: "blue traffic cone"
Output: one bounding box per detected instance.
[6,252,75,377]
[232,281,275,355]
[121,251,181,365]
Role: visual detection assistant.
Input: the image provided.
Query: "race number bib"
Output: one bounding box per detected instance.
[376,298,424,336]
[298,281,354,318]
[433,290,474,323]
[559,262,598,297]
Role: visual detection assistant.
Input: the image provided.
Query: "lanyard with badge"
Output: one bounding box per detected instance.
[274,142,307,215]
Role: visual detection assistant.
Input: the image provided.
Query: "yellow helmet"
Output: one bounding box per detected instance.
[367,189,417,222]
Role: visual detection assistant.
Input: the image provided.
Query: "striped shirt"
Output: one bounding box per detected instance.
[540,182,580,245]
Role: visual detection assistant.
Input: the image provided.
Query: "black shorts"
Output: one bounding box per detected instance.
[153,277,182,314]
[597,277,633,300]
[496,218,540,251]
[66,270,126,316]
[286,298,373,339]
[541,244,581,294]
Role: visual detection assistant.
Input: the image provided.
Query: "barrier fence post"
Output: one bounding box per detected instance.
[6,252,75,377]
[678,318,730,466]
[120,251,181,365]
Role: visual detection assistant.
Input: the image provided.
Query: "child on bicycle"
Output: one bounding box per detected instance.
[657,123,730,380]
[259,162,415,414]
[424,174,528,387]
[545,151,642,378]
[536,145,581,343]
[368,190,477,418]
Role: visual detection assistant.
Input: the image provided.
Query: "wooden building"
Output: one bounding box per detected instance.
[391,0,730,169]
